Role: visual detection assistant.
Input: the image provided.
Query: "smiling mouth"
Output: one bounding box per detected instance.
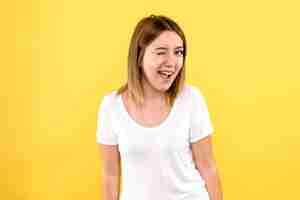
[158,71,173,79]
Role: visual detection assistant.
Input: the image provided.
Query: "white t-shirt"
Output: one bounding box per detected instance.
[96,84,214,200]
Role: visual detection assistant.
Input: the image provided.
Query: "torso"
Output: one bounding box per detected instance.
[121,91,172,128]
[110,85,211,200]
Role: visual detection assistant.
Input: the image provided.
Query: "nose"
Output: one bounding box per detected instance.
[164,52,177,67]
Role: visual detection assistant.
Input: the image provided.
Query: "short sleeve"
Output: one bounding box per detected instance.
[96,95,118,145]
[189,86,215,143]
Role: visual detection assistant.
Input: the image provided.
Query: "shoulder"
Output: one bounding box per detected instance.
[181,83,205,100]
[98,90,120,112]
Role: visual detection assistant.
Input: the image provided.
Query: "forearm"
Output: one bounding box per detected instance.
[101,175,120,200]
[199,167,223,200]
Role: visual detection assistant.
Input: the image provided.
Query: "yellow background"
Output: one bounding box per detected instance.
[1,0,300,199]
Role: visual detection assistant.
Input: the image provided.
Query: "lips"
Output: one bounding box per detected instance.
[158,70,174,79]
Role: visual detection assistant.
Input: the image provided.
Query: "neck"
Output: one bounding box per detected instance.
[141,77,167,103]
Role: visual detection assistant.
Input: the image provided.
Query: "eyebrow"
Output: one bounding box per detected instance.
[154,46,184,51]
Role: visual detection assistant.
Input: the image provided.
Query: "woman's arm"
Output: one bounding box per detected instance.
[191,135,223,200]
[99,144,121,200]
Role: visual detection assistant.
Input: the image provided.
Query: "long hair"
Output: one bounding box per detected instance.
[116,14,187,108]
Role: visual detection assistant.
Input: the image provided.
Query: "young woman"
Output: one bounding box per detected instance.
[96,14,223,200]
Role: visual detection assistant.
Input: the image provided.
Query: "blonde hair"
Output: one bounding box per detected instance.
[116,14,187,108]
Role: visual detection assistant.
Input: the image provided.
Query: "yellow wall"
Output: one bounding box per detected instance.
[2,0,300,199]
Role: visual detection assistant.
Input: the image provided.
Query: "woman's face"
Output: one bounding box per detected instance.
[141,30,184,93]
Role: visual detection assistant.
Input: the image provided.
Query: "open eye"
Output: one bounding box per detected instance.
[175,50,184,56]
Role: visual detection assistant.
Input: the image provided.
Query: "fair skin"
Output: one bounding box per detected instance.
[99,30,223,200]
[139,30,184,103]
[124,30,184,127]
[191,136,223,200]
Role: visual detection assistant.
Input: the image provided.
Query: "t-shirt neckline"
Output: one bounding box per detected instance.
[119,94,177,131]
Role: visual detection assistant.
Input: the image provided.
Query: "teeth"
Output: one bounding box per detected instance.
[162,71,172,75]
[158,71,170,79]
[159,71,173,76]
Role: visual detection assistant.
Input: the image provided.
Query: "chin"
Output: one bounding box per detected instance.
[160,83,173,92]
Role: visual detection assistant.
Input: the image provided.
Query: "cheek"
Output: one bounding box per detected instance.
[174,66,183,78]
[177,62,184,72]
[143,54,160,68]
[143,57,162,74]
[178,57,184,66]
[141,62,158,79]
